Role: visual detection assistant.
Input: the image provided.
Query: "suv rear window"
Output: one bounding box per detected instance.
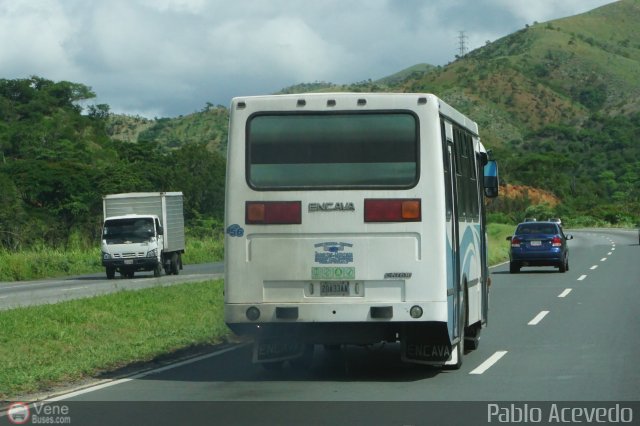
[247,112,418,189]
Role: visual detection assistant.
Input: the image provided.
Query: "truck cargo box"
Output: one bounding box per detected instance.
[103,192,185,253]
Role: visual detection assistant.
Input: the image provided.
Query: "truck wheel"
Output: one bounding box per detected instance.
[170,253,179,275]
[153,263,162,277]
[106,267,115,280]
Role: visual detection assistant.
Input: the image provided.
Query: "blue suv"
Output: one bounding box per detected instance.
[507,221,573,273]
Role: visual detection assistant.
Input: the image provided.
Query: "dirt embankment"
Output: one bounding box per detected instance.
[500,184,560,206]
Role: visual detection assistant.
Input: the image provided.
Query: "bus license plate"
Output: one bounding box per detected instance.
[254,340,304,363]
[320,281,350,296]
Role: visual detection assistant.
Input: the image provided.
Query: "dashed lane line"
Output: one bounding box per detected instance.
[469,351,508,375]
[558,289,572,298]
[528,310,549,326]
[577,275,587,281]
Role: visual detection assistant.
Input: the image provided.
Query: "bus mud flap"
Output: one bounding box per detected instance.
[401,323,453,365]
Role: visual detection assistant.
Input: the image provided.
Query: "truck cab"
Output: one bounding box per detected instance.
[101,214,165,278]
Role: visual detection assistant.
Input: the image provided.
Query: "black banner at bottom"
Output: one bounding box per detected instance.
[1,401,638,426]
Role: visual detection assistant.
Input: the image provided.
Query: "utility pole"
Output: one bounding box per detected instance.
[458,30,468,57]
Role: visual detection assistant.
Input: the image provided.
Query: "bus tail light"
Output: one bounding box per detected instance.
[246,201,302,224]
[364,199,421,222]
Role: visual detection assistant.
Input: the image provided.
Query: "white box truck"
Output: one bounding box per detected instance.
[101,192,185,279]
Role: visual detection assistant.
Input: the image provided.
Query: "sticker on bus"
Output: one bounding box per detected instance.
[311,267,355,280]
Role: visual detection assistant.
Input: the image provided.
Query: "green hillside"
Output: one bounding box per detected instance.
[436,0,640,221]
[107,105,229,153]
[374,63,437,86]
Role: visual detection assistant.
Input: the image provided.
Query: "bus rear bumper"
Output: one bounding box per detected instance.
[225,301,448,344]
[225,301,447,325]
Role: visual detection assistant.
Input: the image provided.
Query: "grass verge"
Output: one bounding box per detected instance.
[0,236,224,282]
[0,247,102,282]
[487,223,514,266]
[0,279,229,400]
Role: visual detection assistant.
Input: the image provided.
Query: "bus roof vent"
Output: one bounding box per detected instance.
[297,99,306,107]
[357,98,367,106]
[417,97,427,105]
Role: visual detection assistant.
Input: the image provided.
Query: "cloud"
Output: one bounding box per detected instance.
[0,0,79,80]
[206,16,351,82]
[139,0,206,14]
[0,0,616,117]
[490,0,612,24]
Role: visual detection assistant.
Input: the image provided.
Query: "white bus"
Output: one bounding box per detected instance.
[224,93,499,369]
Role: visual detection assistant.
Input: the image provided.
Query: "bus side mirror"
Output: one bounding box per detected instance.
[484,160,499,198]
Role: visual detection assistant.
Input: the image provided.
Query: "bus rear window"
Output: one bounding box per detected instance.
[247,112,418,189]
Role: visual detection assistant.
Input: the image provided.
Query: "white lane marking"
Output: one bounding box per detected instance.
[66,286,89,291]
[1,280,70,290]
[528,310,549,325]
[469,351,508,375]
[608,252,612,256]
[577,275,587,281]
[600,258,607,262]
[590,265,598,270]
[46,342,251,401]
[558,289,572,298]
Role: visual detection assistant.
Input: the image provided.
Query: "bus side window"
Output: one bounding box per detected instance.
[441,120,452,221]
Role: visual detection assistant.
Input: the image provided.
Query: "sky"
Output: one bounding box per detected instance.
[0,0,616,118]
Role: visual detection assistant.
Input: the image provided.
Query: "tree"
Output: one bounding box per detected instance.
[168,143,226,221]
[87,103,110,120]
[0,172,26,249]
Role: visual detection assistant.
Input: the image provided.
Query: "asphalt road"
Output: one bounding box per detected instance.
[0,262,224,310]
[3,229,639,425]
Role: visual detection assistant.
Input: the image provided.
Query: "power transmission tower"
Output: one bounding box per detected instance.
[458,30,468,57]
